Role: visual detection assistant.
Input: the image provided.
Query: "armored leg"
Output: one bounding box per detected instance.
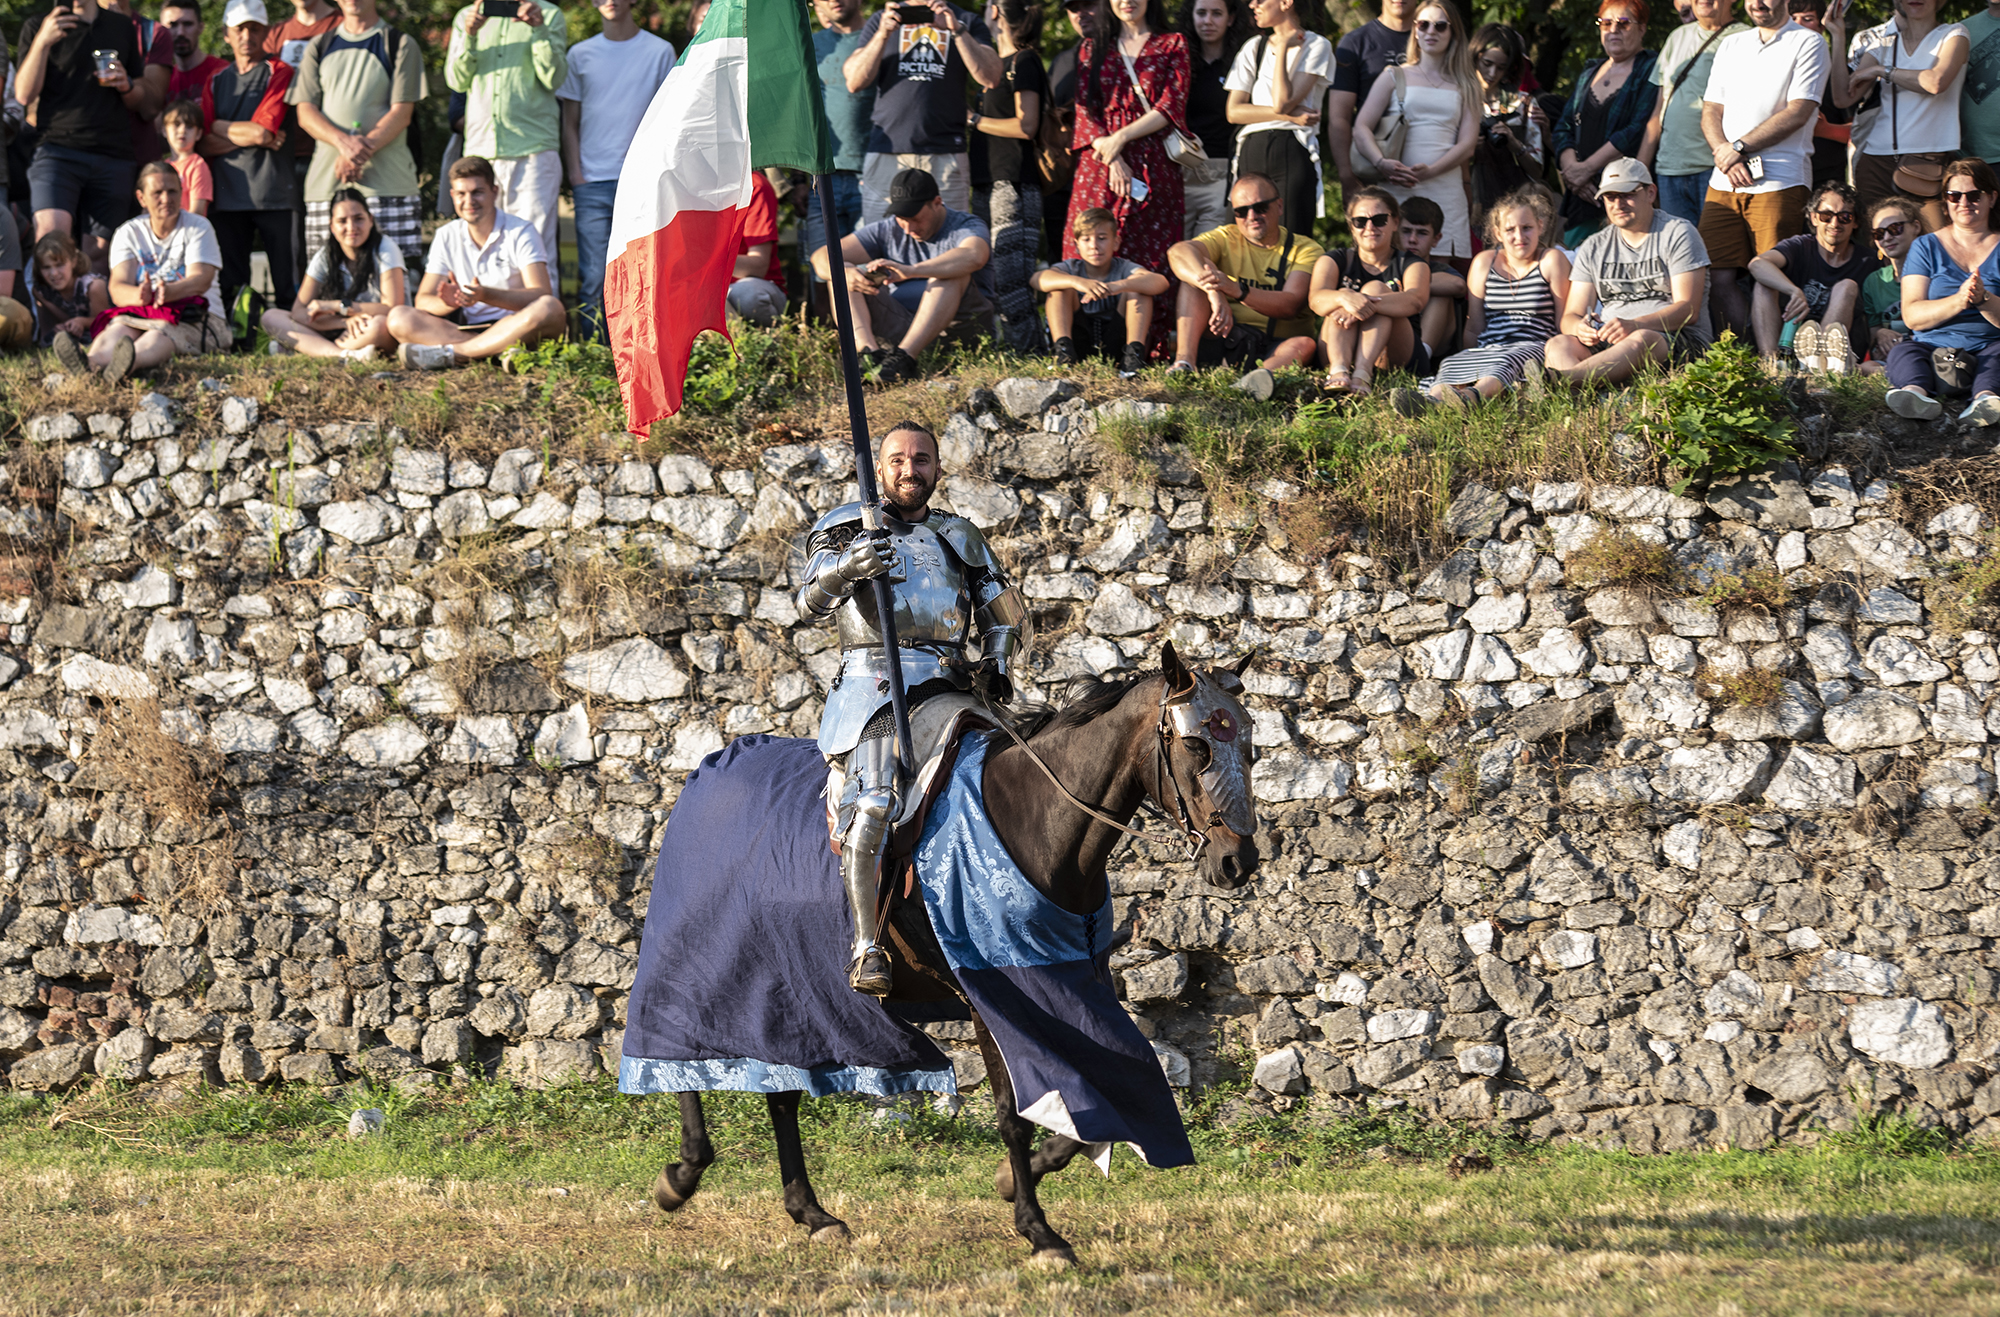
[839,732,901,996]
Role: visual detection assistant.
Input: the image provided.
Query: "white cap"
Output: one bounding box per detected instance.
[223,0,270,27]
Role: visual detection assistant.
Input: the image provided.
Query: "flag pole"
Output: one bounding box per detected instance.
[815,172,914,776]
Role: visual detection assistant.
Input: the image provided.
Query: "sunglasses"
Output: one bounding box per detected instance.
[1601,191,1641,205]
[1946,189,1989,205]
[1349,212,1392,228]
[1872,220,1908,240]
[1414,18,1450,31]
[1812,209,1855,224]
[1597,16,1635,28]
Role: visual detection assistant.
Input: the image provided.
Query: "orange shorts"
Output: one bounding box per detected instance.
[1699,185,1809,269]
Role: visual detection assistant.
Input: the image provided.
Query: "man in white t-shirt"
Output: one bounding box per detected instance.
[559,0,675,343]
[386,154,566,369]
[57,161,230,384]
[1699,0,1830,338]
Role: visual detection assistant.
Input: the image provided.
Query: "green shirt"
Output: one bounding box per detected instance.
[288,20,429,203]
[446,0,569,160]
[1651,20,1749,178]
[1863,263,1908,335]
[1962,10,2000,163]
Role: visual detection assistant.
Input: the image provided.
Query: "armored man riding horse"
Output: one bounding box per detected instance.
[619,422,1262,1264]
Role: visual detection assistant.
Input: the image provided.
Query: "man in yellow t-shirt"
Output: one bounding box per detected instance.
[1166,172,1324,398]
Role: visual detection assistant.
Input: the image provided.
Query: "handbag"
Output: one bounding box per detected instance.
[1037,101,1077,196]
[1351,65,1408,184]
[1892,157,1945,198]
[1120,50,1228,185]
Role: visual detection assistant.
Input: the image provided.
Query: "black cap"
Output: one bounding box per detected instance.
[888,168,940,219]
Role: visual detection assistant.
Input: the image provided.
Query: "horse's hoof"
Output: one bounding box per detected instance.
[1029,1247,1076,1270]
[652,1167,689,1213]
[810,1222,852,1244]
[994,1158,1016,1203]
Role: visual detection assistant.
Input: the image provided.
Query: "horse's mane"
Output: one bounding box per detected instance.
[1011,669,1161,741]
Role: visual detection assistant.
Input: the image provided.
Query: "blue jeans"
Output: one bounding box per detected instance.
[1657,172,1710,227]
[804,171,863,283]
[573,178,618,343]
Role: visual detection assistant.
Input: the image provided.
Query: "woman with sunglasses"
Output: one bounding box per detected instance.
[1309,185,1432,395]
[1883,158,2000,423]
[1858,196,1923,375]
[1552,0,1660,246]
[1068,0,1191,355]
[1829,0,1968,236]
[1179,0,1251,239]
[1746,180,1878,372]
[1353,1,1479,261]
[1223,0,1331,244]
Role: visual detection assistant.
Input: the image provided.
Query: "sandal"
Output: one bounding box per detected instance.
[1323,369,1353,393]
[1348,369,1374,399]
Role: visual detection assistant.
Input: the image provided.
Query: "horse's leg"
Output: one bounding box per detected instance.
[766,1091,851,1243]
[975,1020,1076,1265]
[994,1134,1092,1203]
[652,1091,716,1213]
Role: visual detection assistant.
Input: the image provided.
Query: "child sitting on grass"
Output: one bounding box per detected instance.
[29,232,108,348]
[1030,208,1168,378]
[1401,196,1467,368]
[161,101,213,220]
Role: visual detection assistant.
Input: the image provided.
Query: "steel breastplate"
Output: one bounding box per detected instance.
[832,519,973,651]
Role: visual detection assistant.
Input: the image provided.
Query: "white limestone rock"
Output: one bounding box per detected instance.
[1848,997,1950,1069]
[559,638,690,702]
[1762,746,1857,811]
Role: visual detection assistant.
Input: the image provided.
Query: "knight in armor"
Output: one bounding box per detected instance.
[797,422,1032,996]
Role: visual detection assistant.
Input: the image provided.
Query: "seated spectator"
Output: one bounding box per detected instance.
[1544,158,1711,385]
[1393,184,1569,413]
[1309,185,1431,397]
[56,161,229,383]
[727,171,786,327]
[0,214,29,351]
[1166,172,1323,398]
[1859,196,1922,376]
[808,167,994,386]
[161,100,213,218]
[1747,180,1876,373]
[1030,206,1169,376]
[261,187,404,360]
[31,232,110,347]
[385,155,565,370]
[1400,195,1465,366]
[1883,158,2000,423]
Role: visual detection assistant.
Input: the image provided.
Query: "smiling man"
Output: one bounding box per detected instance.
[1165,171,1323,396]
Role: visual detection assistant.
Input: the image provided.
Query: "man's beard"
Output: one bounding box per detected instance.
[174,38,195,57]
[884,476,935,518]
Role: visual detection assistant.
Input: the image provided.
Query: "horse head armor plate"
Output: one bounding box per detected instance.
[1161,644,1257,841]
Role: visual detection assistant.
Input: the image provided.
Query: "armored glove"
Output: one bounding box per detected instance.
[971,658,1014,706]
[800,527,895,617]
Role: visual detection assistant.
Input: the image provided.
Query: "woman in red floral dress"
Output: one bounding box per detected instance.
[1069,0,1191,357]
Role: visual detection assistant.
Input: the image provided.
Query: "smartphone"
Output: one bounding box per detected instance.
[1129,175,1150,203]
[1746,154,1766,183]
[896,4,935,22]
[481,0,518,18]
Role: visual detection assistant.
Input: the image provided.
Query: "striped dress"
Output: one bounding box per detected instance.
[1431,261,1559,388]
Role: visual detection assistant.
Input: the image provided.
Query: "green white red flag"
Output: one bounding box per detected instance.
[606,0,830,435]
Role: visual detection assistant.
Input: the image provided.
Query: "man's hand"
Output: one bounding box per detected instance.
[1207,291,1233,338]
[1287,107,1321,128]
[1780,286,1810,323]
[1723,161,1755,189]
[466,6,486,35]
[863,258,908,283]
[438,273,481,309]
[1190,265,1230,297]
[927,0,958,33]
[100,63,132,94]
[837,528,894,584]
[1598,315,1635,345]
[33,10,81,49]
[878,6,904,38]
[515,0,544,25]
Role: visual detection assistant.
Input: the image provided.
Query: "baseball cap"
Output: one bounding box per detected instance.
[223,0,270,25]
[1598,157,1654,195]
[888,168,941,219]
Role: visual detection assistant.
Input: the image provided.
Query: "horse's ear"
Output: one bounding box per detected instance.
[1161,640,1191,693]
[1229,651,1254,677]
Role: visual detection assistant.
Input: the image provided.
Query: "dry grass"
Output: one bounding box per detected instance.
[1704,666,1786,709]
[1565,528,1684,594]
[1702,568,1795,615]
[85,698,222,827]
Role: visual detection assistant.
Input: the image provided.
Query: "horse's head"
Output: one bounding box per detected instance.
[1158,641,1261,890]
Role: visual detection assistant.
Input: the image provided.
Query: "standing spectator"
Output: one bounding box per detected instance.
[161,101,213,218]
[1067,0,1189,360]
[1832,0,1967,235]
[60,160,230,383]
[30,231,110,346]
[1747,178,1876,369]
[260,186,402,358]
[387,155,566,369]
[1309,185,1429,395]
[1700,0,1830,339]
[1643,0,1745,225]
[1545,158,1711,384]
[844,0,1002,224]
[1467,23,1543,235]
[1044,0,1095,254]
[1553,0,1660,246]
[1180,0,1248,240]
[1882,156,2000,421]
[16,0,156,256]
[198,0,300,318]
[969,0,1046,351]
[1859,193,1921,370]
[1168,173,1321,395]
[289,0,428,274]
[808,0,872,299]
[1328,0,1412,212]
[1962,0,2000,167]
[446,0,567,263]
[727,171,786,325]
[266,0,339,65]
[1226,0,1329,240]
[1354,0,1478,260]
[558,0,675,341]
[1789,0,1851,189]
[102,0,175,172]
[163,2,226,105]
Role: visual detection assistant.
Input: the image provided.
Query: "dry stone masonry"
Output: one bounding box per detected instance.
[1,378,1997,1152]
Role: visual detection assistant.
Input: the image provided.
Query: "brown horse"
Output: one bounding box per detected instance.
[649,642,1261,1264]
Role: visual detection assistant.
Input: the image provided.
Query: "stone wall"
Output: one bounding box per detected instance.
[1,378,1996,1152]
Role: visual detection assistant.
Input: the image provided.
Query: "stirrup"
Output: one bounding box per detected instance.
[848,945,893,997]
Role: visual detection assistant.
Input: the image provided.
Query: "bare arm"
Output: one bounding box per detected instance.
[733,242,775,280]
[877,234,990,281]
[1558,275,1600,338]
[843,14,898,92]
[1462,254,1491,350]
[1327,87,1360,192]
[1239,266,1314,323]
[560,98,583,188]
[975,88,1039,139]
[415,270,454,317]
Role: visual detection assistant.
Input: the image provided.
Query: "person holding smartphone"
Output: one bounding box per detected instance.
[15,0,154,262]
[843,0,1002,224]
[445,0,568,263]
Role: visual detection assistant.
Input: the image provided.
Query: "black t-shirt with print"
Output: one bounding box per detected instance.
[16,7,144,157]
[855,5,995,155]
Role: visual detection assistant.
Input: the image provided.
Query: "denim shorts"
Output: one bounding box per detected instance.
[27,144,136,238]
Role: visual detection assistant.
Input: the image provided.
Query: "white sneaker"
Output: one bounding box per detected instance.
[267,339,292,356]
[342,345,379,363]
[1820,322,1853,375]
[1791,321,1823,373]
[1234,366,1274,401]
[1959,393,2000,426]
[1886,386,1943,420]
[399,342,459,371]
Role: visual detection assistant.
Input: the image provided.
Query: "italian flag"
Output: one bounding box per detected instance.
[606,0,830,435]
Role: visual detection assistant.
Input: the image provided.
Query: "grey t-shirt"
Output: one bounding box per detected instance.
[1572,210,1713,344]
[854,208,994,301]
[1050,256,1142,317]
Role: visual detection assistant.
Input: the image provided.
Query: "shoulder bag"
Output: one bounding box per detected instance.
[1351,63,1408,184]
[1122,46,1228,185]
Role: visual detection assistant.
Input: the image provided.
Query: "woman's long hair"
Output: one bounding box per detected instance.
[1082,0,1172,113]
[1406,0,1482,128]
[1176,0,1249,64]
[317,188,385,305]
[995,0,1044,53]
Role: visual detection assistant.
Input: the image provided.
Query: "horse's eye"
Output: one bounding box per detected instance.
[1180,736,1212,768]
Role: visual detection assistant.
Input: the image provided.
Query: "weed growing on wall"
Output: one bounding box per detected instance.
[1636,334,1799,494]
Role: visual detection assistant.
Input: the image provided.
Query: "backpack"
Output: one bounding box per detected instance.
[229,285,267,353]
[307,25,424,174]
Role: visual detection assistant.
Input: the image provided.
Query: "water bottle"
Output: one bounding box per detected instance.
[1778,320,1798,351]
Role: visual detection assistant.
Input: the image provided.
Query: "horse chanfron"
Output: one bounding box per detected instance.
[1160,643,1261,890]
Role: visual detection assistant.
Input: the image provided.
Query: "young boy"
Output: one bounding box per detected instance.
[1401,197,1465,367]
[161,101,214,220]
[1030,208,1169,378]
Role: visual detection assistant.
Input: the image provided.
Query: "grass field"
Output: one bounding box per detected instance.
[3,1078,1997,1316]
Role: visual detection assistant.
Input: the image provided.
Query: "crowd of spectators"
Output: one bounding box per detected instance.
[4,0,2000,425]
